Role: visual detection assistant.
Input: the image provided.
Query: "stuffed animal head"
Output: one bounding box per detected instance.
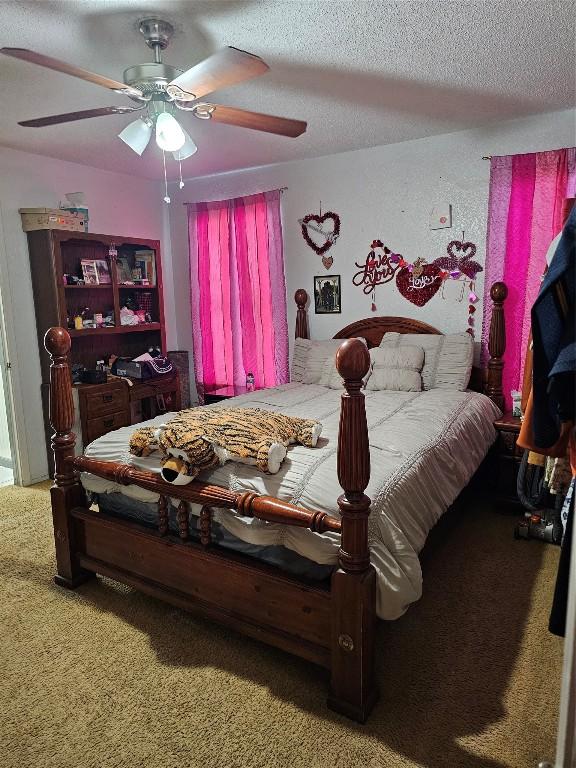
[160,448,197,485]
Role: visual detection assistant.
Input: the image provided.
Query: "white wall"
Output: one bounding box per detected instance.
[165,108,576,403]
[0,146,170,483]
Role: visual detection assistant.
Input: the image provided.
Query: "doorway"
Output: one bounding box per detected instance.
[0,329,13,486]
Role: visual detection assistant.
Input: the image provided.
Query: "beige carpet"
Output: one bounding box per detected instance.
[0,482,564,768]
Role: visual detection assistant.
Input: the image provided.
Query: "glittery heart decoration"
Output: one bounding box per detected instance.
[433,240,483,279]
[321,255,333,270]
[301,212,341,255]
[447,240,476,261]
[396,264,442,306]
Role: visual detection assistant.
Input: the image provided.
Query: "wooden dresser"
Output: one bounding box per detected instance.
[76,375,181,448]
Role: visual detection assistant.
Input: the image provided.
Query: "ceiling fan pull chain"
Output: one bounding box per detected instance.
[179,158,184,189]
[162,150,170,204]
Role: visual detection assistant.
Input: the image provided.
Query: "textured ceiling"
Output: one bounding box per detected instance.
[0,0,574,180]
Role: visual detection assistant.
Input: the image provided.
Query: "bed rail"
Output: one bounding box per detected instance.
[70,455,342,535]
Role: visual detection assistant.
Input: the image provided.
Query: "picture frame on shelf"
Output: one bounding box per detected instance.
[116,257,132,284]
[80,259,99,285]
[94,259,112,284]
[314,274,341,314]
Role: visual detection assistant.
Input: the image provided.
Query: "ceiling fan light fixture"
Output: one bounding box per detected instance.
[172,128,197,160]
[155,111,185,152]
[118,117,153,155]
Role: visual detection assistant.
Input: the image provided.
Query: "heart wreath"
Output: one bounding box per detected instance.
[300,212,341,256]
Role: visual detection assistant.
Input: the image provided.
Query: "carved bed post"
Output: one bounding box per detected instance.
[328,338,378,722]
[44,327,94,589]
[485,281,508,410]
[294,289,309,339]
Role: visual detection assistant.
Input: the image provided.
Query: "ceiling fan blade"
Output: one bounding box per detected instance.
[18,105,145,128]
[0,48,143,98]
[197,104,307,137]
[166,47,269,101]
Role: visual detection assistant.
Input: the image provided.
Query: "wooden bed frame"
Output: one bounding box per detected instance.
[44,281,508,723]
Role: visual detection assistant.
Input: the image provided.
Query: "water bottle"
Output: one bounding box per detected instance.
[246,372,255,392]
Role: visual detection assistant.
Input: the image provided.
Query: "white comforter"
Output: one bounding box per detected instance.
[81,384,500,620]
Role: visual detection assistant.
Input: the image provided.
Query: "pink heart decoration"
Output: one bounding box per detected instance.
[396,265,442,306]
[321,255,333,270]
[301,213,340,255]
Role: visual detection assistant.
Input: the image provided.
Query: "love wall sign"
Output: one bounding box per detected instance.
[352,239,481,310]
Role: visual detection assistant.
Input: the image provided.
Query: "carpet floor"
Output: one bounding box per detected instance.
[0,482,564,768]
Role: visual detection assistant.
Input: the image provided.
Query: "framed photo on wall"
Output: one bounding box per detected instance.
[314,274,341,314]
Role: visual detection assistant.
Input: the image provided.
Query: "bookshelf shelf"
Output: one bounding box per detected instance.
[68,323,161,337]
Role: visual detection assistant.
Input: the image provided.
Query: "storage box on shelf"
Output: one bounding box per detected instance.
[27,229,170,472]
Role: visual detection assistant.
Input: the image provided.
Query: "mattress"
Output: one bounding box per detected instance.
[81,383,501,619]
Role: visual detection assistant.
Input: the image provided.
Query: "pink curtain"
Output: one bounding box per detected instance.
[187,190,289,400]
[481,147,576,410]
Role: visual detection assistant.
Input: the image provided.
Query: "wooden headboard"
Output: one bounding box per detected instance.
[333,316,441,347]
[294,282,509,409]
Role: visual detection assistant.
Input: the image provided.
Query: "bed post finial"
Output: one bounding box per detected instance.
[294,289,309,339]
[44,327,93,589]
[328,338,378,722]
[486,281,508,410]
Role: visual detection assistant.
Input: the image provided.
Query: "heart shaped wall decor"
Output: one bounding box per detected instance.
[321,255,333,270]
[301,212,341,255]
[396,264,442,306]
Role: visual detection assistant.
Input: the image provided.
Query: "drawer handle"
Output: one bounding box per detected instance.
[103,418,114,428]
[102,394,113,403]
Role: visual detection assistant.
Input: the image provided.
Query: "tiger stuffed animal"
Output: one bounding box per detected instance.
[129,407,322,485]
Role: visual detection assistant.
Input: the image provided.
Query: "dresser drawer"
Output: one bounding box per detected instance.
[85,409,130,444]
[83,385,129,417]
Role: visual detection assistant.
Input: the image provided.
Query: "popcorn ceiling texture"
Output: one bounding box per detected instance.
[0,0,574,180]
[0,481,562,768]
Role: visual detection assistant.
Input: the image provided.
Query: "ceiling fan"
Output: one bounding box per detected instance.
[1,18,307,192]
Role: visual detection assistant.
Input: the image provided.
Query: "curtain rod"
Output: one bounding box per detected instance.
[182,187,288,205]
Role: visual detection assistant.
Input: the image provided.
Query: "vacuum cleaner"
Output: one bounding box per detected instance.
[514,449,564,544]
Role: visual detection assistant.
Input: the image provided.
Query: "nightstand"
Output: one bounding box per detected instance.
[204,384,254,405]
[492,413,523,506]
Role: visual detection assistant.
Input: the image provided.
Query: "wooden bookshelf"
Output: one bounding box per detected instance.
[26,229,166,381]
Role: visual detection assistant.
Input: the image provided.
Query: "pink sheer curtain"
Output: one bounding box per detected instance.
[481,147,576,409]
[187,189,289,401]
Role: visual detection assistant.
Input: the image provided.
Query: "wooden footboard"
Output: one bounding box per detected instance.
[45,327,377,722]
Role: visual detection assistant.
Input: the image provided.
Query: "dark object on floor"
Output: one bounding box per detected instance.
[515,450,564,545]
[549,482,574,637]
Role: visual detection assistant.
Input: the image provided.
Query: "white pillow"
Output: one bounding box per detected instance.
[379,332,473,391]
[291,339,344,384]
[318,342,373,389]
[290,338,312,383]
[365,347,424,391]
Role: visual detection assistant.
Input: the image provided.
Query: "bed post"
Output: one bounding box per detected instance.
[294,289,309,339]
[485,281,508,410]
[44,327,94,589]
[328,338,378,722]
